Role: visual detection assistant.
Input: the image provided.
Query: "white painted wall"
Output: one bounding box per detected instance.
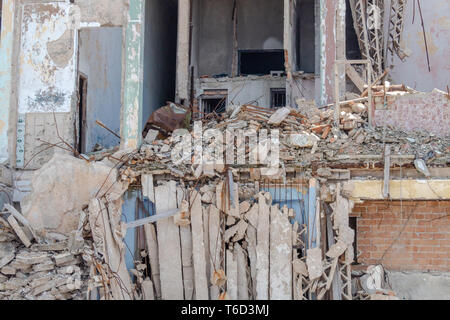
[78,28,123,153]
[197,76,286,109]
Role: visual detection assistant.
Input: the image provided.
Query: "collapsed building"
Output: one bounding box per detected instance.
[0,0,449,300]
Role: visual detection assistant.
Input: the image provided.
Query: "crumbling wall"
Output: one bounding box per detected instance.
[385,0,450,92]
[373,89,450,137]
[196,76,286,109]
[11,0,125,169]
[353,200,450,272]
[78,27,123,153]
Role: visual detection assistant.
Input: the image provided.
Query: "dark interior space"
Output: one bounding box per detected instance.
[297,0,316,73]
[77,75,87,154]
[346,0,362,60]
[143,0,178,127]
[270,88,286,109]
[239,50,285,76]
[202,98,227,114]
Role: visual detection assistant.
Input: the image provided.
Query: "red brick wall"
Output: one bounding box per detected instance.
[352,200,450,272]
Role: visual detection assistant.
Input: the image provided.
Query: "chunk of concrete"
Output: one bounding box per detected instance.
[21,154,127,235]
[290,133,320,148]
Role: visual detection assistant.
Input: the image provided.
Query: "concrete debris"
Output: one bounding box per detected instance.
[414,159,431,177]
[20,154,129,235]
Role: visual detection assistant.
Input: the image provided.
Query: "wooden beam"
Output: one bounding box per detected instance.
[144,223,161,299]
[178,187,194,300]
[383,145,391,198]
[345,64,366,92]
[209,205,222,300]
[190,189,209,300]
[155,181,184,300]
[235,243,249,300]
[269,205,292,300]
[226,249,238,300]
[7,215,31,247]
[256,192,271,300]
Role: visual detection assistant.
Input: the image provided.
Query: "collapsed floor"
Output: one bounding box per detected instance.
[0,86,448,300]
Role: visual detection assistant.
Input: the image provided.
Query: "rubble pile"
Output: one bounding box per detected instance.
[121,88,448,180]
[0,227,91,300]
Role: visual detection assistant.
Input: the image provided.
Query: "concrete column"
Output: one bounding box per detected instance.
[318,0,337,106]
[336,0,347,98]
[0,0,15,164]
[175,0,191,105]
[121,0,146,150]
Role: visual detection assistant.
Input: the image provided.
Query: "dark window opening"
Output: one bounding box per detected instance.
[202,97,227,115]
[239,50,285,76]
[346,0,362,60]
[77,74,88,154]
[349,216,358,264]
[296,0,316,73]
[270,88,286,109]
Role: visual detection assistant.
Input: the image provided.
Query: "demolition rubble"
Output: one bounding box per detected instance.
[0,86,448,300]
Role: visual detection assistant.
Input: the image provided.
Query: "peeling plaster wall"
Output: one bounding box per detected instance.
[11,1,125,168]
[385,0,450,92]
[79,28,123,153]
[18,3,77,114]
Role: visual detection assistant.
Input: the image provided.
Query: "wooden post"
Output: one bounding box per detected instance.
[383,145,391,198]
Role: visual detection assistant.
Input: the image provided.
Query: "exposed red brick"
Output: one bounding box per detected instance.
[354,200,450,272]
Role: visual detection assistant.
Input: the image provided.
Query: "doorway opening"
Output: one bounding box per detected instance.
[77,74,87,154]
[77,27,123,154]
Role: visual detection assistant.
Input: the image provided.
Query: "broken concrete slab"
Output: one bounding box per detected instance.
[21,154,128,235]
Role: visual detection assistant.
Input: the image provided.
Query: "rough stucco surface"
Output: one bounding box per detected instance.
[386,271,450,300]
[374,89,450,137]
[387,0,450,92]
[20,153,124,234]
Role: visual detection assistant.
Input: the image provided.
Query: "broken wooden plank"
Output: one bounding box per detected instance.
[269,205,292,300]
[155,181,184,300]
[144,223,161,299]
[142,278,155,300]
[178,187,194,300]
[209,205,222,300]
[226,249,238,300]
[141,174,155,203]
[4,204,36,240]
[126,208,178,229]
[235,243,249,300]
[190,189,209,300]
[326,210,342,300]
[245,224,257,300]
[383,145,391,198]
[88,198,133,300]
[203,205,211,295]
[256,192,271,300]
[7,215,31,248]
[345,64,366,93]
